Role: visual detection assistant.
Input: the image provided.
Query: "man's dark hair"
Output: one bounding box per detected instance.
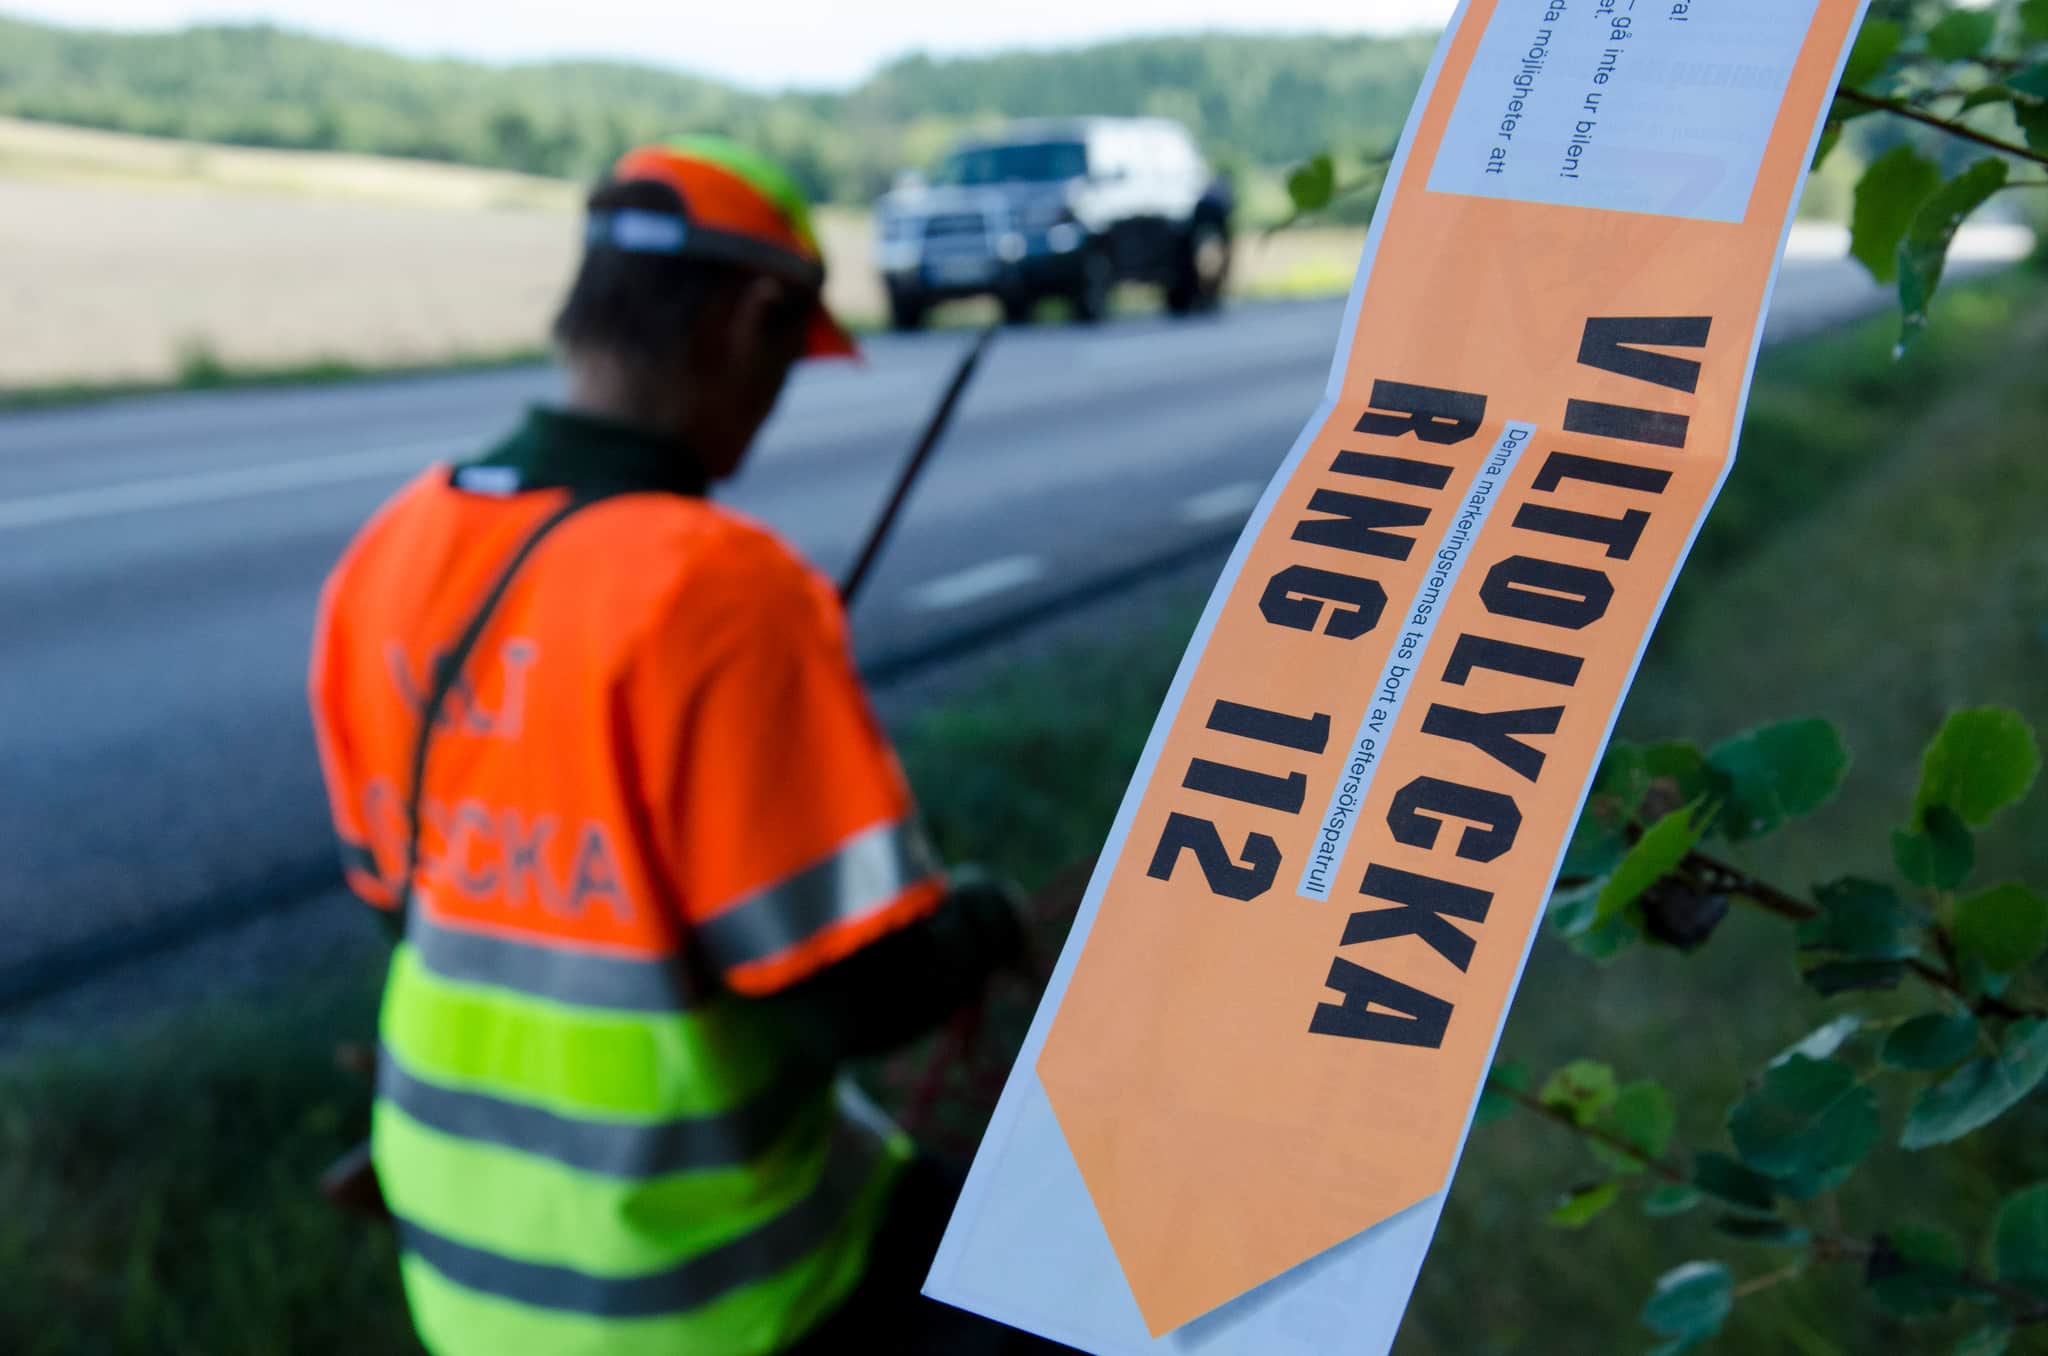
[551,179,752,378]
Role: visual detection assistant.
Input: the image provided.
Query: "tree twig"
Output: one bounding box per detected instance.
[1683,848,2047,1022]
[1837,87,2048,169]
[1488,1077,1691,1186]
[1492,1084,2048,1325]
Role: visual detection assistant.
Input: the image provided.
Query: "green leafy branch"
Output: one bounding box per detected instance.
[1489,1063,2048,1339]
[1493,704,2048,1352]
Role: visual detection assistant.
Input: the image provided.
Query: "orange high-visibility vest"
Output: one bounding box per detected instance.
[309,407,942,1356]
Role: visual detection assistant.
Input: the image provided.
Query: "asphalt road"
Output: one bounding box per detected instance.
[0,238,2021,1012]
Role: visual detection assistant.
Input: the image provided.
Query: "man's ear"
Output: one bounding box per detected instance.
[730,275,799,360]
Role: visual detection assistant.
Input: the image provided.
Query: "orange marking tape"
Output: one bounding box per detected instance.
[930,1,1873,1349]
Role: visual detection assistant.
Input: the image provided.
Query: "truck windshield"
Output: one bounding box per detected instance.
[934,141,1088,185]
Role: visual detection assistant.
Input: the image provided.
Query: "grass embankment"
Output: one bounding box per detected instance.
[4,272,2045,1354]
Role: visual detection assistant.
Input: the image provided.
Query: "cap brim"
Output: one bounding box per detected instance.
[804,303,861,361]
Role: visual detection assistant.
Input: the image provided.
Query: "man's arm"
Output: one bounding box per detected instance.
[744,872,1026,1067]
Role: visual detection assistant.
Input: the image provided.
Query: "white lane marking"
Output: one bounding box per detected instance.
[1177,479,1266,526]
[907,554,1047,612]
[0,439,457,532]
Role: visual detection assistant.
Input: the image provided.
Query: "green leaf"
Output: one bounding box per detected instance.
[1800,877,1920,961]
[1773,1015,1865,1067]
[1595,804,1706,925]
[1541,1059,1617,1126]
[2010,64,2048,102]
[1768,1158,1857,1202]
[1562,802,1628,879]
[2012,66,2048,153]
[1645,741,1729,806]
[1869,1223,1971,1317]
[1841,17,1901,88]
[1548,1179,1621,1228]
[1900,159,2012,348]
[1555,887,1641,959]
[1713,1214,1811,1247]
[1708,718,1850,841]
[1901,1019,2048,1149]
[1881,1012,1980,1072]
[1801,959,1908,995]
[2025,0,2048,41]
[1693,1150,1778,1215]
[1727,1055,1878,1180]
[1641,1261,1733,1347]
[1953,1324,2011,1356]
[1916,707,2043,828]
[1285,153,1335,215]
[1926,9,1997,60]
[1850,144,1940,285]
[1954,883,2048,976]
[1475,1062,1530,1128]
[1591,1080,1677,1175]
[1993,1182,2048,1298]
[1891,805,1974,890]
[1645,1183,1703,1218]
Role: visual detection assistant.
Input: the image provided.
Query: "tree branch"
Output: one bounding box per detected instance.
[1837,87,2048,169]
[1683,847,2047,1022]
[1493,1084,2048,1325]
[1488,1077,1691,1186]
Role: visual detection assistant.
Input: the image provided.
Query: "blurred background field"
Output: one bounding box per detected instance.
[0,114,1373,392]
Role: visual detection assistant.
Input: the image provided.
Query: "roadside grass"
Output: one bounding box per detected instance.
[0,342,553,413]
[1,270,2042,1353]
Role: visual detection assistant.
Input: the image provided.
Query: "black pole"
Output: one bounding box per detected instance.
[839,324,998,606]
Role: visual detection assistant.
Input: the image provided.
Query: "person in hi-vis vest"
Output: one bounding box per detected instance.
[310,136,1066,1356]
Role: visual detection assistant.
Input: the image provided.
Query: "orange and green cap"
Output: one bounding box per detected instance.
[592,134,858,360]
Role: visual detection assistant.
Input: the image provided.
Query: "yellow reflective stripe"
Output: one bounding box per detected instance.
[380,943,778,1120]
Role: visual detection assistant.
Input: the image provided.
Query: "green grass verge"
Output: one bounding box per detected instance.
[4,270,2044,1354]
[0,342,553,413]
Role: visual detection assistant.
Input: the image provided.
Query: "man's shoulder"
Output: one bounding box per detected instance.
[608,498,841,647]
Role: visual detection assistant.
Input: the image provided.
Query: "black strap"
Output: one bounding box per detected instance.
[392,490,618,931]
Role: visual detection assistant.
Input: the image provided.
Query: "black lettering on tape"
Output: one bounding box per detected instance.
[1259,564,1388,640]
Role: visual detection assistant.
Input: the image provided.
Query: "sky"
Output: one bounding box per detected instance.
[13,0,1461,89]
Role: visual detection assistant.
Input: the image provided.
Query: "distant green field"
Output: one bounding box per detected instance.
[3,270,2043,1354]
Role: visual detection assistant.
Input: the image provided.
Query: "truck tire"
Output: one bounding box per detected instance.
[1166,215,1230,316]
[1000,290,1038,326]
[1070,247,1113,324]
[889,289,929,332]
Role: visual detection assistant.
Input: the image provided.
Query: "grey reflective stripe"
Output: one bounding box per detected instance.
[379,1047,826,1178]
[411,911,697,1013]
[696,820,939,971]
[396,1103,886,1318]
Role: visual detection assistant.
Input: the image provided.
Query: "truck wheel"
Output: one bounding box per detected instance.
[1000,291,1038,326]
[1070,248,1112,324]
[1166,217,1230,316]
[889,290,928,332]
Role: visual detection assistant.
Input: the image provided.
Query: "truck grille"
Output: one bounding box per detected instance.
[923,213,989,240]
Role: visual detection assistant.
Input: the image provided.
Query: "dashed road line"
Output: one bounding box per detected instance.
[907,554,1047,611]
[1177,479,1265,525]
[0,439,457,532]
